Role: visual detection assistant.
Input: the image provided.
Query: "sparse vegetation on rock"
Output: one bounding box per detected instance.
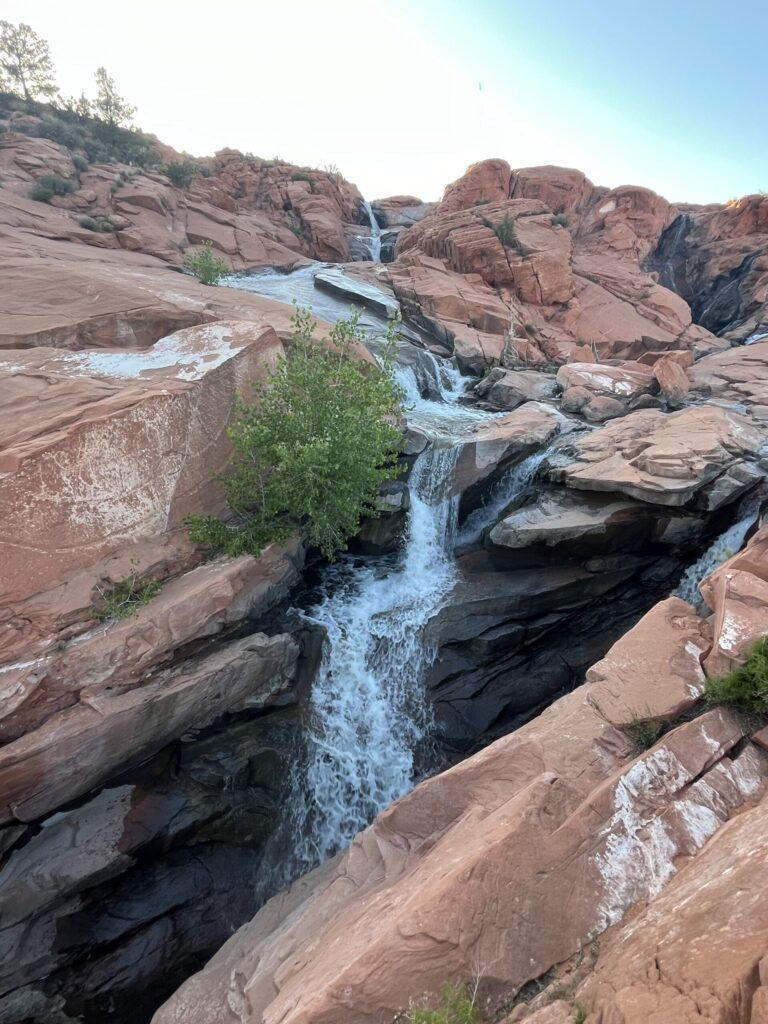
[404,984,479,1024]
[78,214,116,232]
[29,172,75,202]
[183,242,230,285]
[705,636,768,712]
[493,214,517,248]
[187,308,404,559]
[92,572,162,622]
[164,159,200,189]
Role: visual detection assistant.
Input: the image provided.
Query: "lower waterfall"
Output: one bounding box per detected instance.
[292,444,460,867]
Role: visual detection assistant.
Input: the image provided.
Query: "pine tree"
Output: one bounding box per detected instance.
[0,21,57,101]
[92,67,136,127]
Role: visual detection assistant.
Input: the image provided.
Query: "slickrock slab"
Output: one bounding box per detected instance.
[692,338,768,414]
[555,405,764,507]
[562,770,768,1024]
[151,703,764,1024]
[0,235,301,350]
[0,543,304,743]
[0,630,298,826]
[0,320,283,614]
[488,491,704,556]
[585,596,710,722]
[153,512,768,1024]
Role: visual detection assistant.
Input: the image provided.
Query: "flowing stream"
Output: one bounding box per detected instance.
[226,264,508,877]
[292,443,460,867]
[674,489,763,610]
[361,200,382,261]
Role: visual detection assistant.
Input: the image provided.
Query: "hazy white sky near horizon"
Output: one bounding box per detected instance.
[4,0,766,204]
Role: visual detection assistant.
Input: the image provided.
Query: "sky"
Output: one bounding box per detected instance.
[3,0,766,204]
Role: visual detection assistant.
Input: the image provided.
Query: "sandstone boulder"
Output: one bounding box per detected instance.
[473,367,557,410]
[450,402,564,498]
[652,352,691,404]
[554,406,764,507]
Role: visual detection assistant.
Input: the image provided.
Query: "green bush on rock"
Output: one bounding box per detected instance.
[187,307,405,560]
[705,636,768,712]
[183,241,230,285]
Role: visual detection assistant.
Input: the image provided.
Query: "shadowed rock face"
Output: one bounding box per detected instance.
[650,195,768,341]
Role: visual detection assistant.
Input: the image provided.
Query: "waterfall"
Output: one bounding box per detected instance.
[674,491,762,610]
[362,200,382,261]
[459,448,550,543]
[291,444,460,868]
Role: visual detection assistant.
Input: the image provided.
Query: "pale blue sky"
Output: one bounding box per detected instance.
[4,0,765,203]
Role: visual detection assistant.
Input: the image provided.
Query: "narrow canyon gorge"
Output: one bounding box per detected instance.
[2,96,768,1024]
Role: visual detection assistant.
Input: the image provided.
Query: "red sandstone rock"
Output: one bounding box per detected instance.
[0,320,284,627]
[692,338,768,413]
[652,352,690,403]
[151,698,764,1024]
[557,406,764,507]
[700,525,768,677]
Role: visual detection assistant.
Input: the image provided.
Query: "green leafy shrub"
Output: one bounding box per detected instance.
[406,984,479,1024]
[187,308,405,560]
[71,153,88,172]
[551,213,570,227]
[183,242,230,285]
[705,636,768,712]
[290,171,313,183]
[29,172,74,202]
[473,198,490,206]
[164,159,199,189]
[92,573,162,622]
[493,214,517,248]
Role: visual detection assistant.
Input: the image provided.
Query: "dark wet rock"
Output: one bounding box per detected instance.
[348,482,410,555]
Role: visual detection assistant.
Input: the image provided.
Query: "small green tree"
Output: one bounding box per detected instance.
[183,242,230,285]
[92,66,135,127]
[187,308,405,559]
[0,21,57,100]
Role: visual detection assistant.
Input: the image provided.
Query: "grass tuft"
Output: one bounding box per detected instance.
[705,636,768,712]
[93,573,162,622]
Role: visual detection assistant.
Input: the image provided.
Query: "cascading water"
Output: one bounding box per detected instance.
[362,200,382,261]
[674,490,763,610]
[459,448,551,543]
[291,444,460,868]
